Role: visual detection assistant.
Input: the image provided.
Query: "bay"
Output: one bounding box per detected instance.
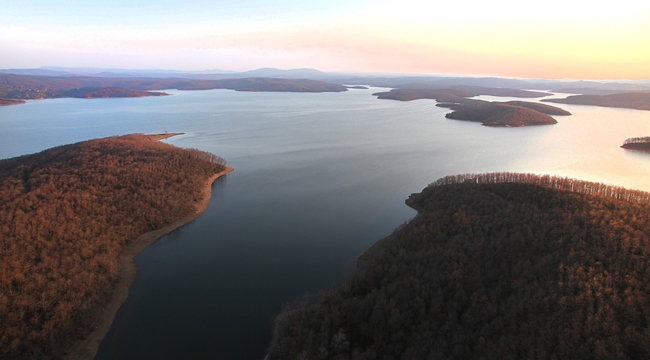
[1,87,649,359]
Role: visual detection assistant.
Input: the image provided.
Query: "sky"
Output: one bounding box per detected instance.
[1,0,649,79]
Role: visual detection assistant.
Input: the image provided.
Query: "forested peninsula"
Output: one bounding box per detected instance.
[0,74,348,103]
[0,134,231,359]
[543,92,650,111]
[267,173,650,360]
[622,136,650,151]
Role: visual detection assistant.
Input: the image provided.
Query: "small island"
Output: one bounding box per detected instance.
[542,92,650,111]
[621,136,650,151]
[441,102,559,127]
[267,172,650,359]
[0,134,231,359]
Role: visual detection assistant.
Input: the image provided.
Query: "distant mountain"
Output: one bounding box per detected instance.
[0,68,74,77]
[39,66,235,78]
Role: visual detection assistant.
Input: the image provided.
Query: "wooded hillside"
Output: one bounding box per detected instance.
[0,134,227,359]
[267,173,650,360]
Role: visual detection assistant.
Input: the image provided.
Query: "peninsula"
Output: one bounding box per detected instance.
[0,98,26,106]
[372,86,551,102]
[542,92,650,111]
[267,173,650,359]
[0,134,231,360]
[621,136,650,151]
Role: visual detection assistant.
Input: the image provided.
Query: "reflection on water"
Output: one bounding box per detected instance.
[1,88,649,359]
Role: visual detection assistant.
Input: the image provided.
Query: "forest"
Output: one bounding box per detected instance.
[442,102,558,127]
[0,134,227,359]
[267,173,650,360]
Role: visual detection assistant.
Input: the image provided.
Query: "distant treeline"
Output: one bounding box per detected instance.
[428,172,650,205]
[0,134,226,359]
[267,175,650,359]
[621,137,650,151]
[623,137,650,145]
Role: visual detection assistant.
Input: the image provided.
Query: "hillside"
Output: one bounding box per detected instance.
[267,173,650,360]
[0,74,348,102]
[0,135,228,359]
[500,101,572,116]
[543,92,650,111]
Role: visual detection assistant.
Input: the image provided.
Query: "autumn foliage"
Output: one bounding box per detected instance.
[267,174,650,359]
[0,134,226,359]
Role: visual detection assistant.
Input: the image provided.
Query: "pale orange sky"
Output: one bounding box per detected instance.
[1,0,649,79]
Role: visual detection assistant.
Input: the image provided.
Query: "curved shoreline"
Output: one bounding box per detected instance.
[63,166,233,360]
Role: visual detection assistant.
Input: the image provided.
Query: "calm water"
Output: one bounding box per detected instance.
[1,88,649,359]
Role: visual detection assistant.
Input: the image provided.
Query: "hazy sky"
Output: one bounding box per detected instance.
[2,0,649,79]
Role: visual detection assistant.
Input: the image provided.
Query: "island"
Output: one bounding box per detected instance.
[267,172,650,359]
[372,87,569,127]
[0,74,349,104]
[442,102,560,127]
[621,136,650,151]
[0,134,232,360]
[542,92,650,111]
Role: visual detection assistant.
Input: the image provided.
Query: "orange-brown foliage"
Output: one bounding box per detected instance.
[0,134,226,359]
[268,174,650,359]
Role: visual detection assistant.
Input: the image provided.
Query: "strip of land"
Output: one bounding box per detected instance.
[0,74,348,104]
[0,98,26,106]
[63,166,233,360]
[542,92,650,111]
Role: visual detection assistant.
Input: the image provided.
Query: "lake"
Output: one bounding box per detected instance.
[1,88,649,359]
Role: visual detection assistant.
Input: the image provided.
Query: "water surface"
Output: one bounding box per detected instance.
[1,88,649,359]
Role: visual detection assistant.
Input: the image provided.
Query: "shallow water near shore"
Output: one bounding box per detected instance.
[1,88,649,359]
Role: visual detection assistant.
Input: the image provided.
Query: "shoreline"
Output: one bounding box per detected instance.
[63,166,233,360]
